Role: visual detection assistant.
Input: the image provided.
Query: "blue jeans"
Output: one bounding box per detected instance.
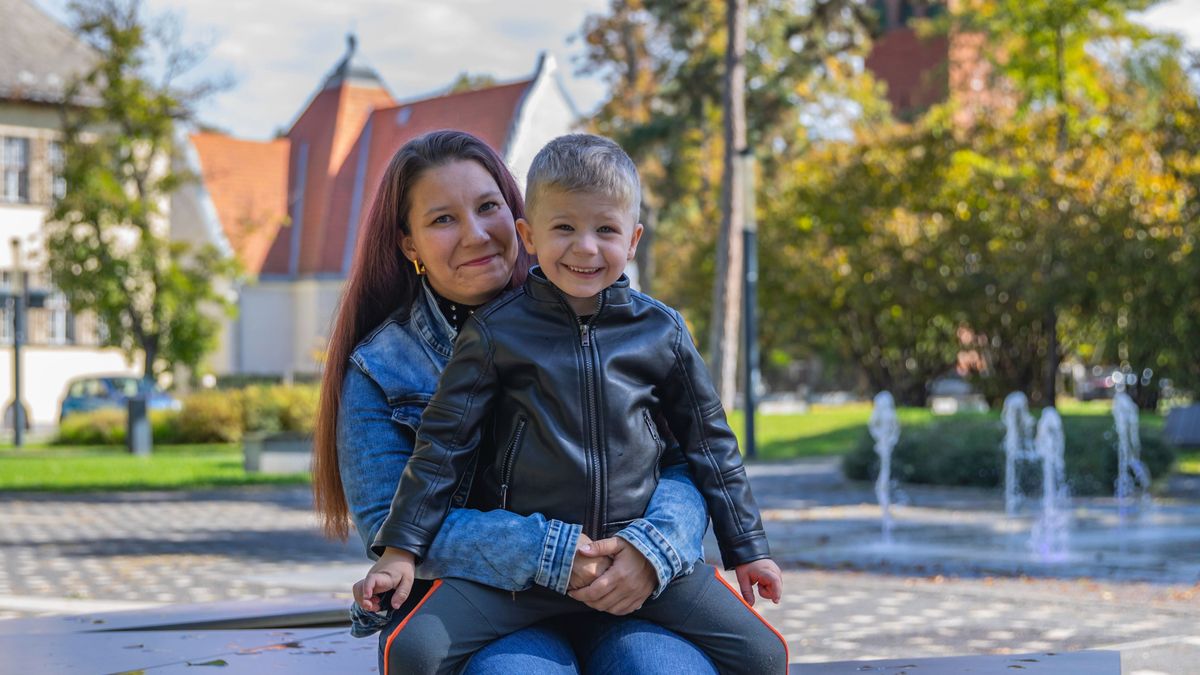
[378,613,717,674]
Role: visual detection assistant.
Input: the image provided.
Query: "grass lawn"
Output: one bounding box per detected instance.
[0,443,310,492]
[1,398,1186,490]
[1178,451,1200,475]
[727,403,936,461]
[729,398,1170,463]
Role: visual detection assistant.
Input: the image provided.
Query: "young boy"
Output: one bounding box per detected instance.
[358,134,787,674]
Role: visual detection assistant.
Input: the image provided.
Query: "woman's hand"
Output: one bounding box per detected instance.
[569,532,613,591]
[568,537,655,615]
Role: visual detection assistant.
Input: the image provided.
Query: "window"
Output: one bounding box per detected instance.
[2,137,30,203]
[42,290,70,344]
[49,141,66,200]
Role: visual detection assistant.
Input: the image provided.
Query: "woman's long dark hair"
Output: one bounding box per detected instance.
[314,130,530,539]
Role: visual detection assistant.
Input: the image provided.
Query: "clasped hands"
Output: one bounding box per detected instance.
[354,534,783,616]
[352,534,658,616]
[566,533,656,615]
[567,533,784,613]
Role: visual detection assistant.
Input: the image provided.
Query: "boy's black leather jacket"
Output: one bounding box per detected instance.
[373,268,770,570]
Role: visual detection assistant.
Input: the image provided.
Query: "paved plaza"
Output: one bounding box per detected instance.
[1,459,1198,673]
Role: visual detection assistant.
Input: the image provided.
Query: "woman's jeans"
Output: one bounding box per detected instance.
[377,611,718,674]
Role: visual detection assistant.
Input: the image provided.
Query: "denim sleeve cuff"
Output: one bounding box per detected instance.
[534,519,581,594]
[616,518,684,599]
[348,601,392,638]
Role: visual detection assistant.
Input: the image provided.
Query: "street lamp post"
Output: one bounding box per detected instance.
[10,238,26,447]
[741,150,759,460]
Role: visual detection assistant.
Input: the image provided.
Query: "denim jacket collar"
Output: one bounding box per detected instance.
[413,279,457,359]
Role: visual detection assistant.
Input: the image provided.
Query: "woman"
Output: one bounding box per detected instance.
[312,130,717,674]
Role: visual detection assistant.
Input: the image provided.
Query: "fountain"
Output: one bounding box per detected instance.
[1001,392,1037,516]
[868,391,900,544]
[1113,391,1152,517]
[1029,407,1070,561]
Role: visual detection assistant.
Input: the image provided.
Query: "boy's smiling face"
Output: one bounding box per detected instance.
[517,187,643,315]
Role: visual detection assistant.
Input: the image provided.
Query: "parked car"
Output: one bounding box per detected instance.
[59,375,181,422]
[928,374,989,415]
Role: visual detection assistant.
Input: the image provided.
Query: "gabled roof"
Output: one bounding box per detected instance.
[0,0,98,104]
[189,133,291,276]
[257,36,396,278]
[196,38,554,279]
[314,79,533,275]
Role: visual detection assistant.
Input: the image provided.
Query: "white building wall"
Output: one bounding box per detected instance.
[235,278,343,377]
[504,54,581,189]
[237,280,296,375]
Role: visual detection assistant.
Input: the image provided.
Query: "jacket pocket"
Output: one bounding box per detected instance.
[389,395,431,431]
[500,416,528,510]
[643,409,664,480]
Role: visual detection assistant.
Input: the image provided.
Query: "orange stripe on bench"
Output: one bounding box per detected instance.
[712,567,790,673]
[383,579,443,675]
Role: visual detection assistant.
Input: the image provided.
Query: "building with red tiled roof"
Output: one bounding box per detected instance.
[174,38,577,377]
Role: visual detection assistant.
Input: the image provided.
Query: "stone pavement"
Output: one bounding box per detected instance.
[1,461,1199,674]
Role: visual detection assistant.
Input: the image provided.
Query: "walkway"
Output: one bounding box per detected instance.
[1,460,1198,673]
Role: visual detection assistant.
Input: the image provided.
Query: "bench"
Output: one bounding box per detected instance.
[0,598,1120,673]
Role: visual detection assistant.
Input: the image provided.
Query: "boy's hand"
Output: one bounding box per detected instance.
[569,533,613,591]
[353,547,416,612]
[734,558,783,606]
[569,537,655,615]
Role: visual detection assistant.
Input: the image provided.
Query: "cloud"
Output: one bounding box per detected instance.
[36,0,610,138]
[158,0,609,138]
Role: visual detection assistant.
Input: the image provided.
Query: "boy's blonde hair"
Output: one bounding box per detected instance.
[525,134,640,219]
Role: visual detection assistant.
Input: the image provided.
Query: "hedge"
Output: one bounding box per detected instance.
[842,412,1176,496]
[54,384,320,446]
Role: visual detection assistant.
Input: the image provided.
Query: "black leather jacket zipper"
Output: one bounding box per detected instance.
[575,292,605,538]
[499,416,528,510]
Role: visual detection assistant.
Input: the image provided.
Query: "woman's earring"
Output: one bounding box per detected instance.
[411,258,426,276]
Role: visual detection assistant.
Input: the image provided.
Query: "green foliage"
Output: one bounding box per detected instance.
[175,391,243,443]
[241,385,319,435]
[843,412,1176,495]
[774,0,1198,406]
[447,72,498,93]
[54,409,127,445]
[48,0,239,378]
[52,385,319,445]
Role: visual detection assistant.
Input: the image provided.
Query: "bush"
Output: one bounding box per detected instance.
[843,412,1176,496]
[53,384,319,445]
[241,384,319,435]
[151,409,181,443]
[55,409,127,445]
[175,390,244,443]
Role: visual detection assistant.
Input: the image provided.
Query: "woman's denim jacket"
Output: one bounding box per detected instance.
[341,283,707,635]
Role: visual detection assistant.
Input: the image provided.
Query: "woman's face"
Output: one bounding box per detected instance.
[401,160,519,306]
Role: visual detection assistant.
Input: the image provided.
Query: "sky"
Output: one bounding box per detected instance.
[32,0,1200,141]
[35,0,611,139]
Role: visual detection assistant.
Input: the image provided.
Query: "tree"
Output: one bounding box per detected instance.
[448,72,498,93]
[48,0,237,381]
[952,0,1164,403]
[710,0,748,405]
